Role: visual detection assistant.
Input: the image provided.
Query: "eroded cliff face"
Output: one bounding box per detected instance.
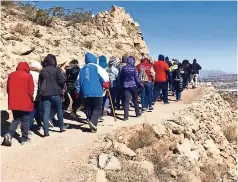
[0,5,148,108]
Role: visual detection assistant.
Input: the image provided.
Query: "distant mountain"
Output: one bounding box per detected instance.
[200,70,228,78]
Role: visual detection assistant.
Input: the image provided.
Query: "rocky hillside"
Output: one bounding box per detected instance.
[0,4,148,108]
[87,84,237,182]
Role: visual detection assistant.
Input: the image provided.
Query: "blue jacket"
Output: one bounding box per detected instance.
[75,53,109,98]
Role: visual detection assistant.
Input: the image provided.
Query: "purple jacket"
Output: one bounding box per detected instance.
[120,56,143,88]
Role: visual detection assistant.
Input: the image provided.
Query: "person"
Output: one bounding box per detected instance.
[39,54,66,136]
[3,62,34,146]
[152,54,171,104]
[169,60,179,96]
[165,56,172,67]
[28,62,43,133]
[106,57,119,111]
[182,59,191,89]
[191,59,202,88]
[115,54,128,109]
[75,52,110,132]
[65,59,81,118]
[172,63,184,101]
[120,56,143,121]
[137,57,155,112]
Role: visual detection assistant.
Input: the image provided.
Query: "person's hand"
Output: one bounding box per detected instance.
[103,82,110,89]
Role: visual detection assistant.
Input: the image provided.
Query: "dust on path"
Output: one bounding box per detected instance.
[1,87,202,182]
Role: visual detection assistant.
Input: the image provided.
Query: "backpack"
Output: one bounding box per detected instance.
[139,66,148,82]
[66,66,80,91]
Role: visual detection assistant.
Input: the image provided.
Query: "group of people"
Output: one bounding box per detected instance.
[2,52,202,146]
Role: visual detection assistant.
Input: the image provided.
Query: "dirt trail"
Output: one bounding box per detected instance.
[1,87,202,182]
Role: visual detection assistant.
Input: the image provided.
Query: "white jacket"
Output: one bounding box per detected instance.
[30,71,40,100]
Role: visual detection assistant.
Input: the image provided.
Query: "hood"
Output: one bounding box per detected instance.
[16,62,30,73]
[44,54,57,67]
[109,56,118,67]
[158,54,165,61]
[85,52,97,64]
[193,59,197,64]
[165,56,169,61]
[122,55,128,63]
[127,56,136,66]
[99,55,108,69]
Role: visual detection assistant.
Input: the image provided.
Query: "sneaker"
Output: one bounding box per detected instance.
[88,122,97,133]
[28,131,33,135]
[99,116,104,122]
[21,137,30,145]
[124,117,128,121]
[164,102,170,104]
[70,112,78,118]
[149,107,154,111]
[48,120,54,128]
[102,110,108,116]
[2,133,12,146]
[44,132,50,137]
[142,108,148,112]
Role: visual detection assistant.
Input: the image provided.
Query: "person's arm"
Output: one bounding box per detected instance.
[28,74,34,101]
[198,64,202,70]
[150,67,155,83]
[75,71,81,94]
[134,67,143,87]
[56,68,66,86]
[97,65,110,89]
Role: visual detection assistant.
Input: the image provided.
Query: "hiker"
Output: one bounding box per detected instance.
[137,57,155,112]
[191,59,202,88]
[169,59,179,96]
[106,56,119,111]
[75,52,110,132]
[152,54,171,104]
[120,56,143,121]
[165,56,172,67]
[3,62,34,146]
[28,62,43,133]
[182,59,191,89]
[115,55,128,109]
[39,54,67,136]
[172,63,184,101]
[65,59,81,118]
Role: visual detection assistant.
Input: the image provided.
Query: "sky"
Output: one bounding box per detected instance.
[36,1,237,73]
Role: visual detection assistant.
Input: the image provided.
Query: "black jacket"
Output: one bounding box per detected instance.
[39,54,66,96]
[191,63,202,74]
[172,68,184,92]
[65,64,80,92]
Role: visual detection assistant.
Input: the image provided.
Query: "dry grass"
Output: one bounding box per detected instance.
[115,42,122,49]
[32,29,43,38]
[200,162,228,182]
[54,40,60,47]
[83,40,93,49]
[12,23,30,36]
[127,130,155,151]
[223,123,237,143]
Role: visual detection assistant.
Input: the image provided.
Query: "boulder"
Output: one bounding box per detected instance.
[98,153,121,170]
[113,141,137,157]
[95,170,107,182]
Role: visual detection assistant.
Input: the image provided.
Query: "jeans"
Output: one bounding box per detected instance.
[42,95,64,133]
[176,91,182,100]
[116,87,124,108]
[110,87,118,109]
[141,82,153,109]
[29,101,43,130]
[152,82,168,103]
[124,87,140,118]
[84,97,103,126]
[9,111,30,139]
[183,73,189,88]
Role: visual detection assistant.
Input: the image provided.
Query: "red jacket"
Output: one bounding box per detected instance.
[137,58,154,82]
[7,62,34,112]
[153,60,169,82]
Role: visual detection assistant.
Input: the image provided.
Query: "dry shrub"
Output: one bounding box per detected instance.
[1,1,16,9]
[32,29,43,38]
[200,162,228,182]
[115,42,122,49]
[83,40,93,49]
[12,23,30,36]
[106,160,151,182]
[127,130,155,151]
[54,40,60,47]
[223,123,237,143]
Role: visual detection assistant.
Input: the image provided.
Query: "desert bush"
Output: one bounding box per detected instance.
[200,162,228,182]
[83,40,93,49]
[54,40,60,47]
[223,123,237,143]
[127,130,155,151]
[115,42,122,49]
[12,23,30,36]
[32,29,43,38]
[1,1,16,8]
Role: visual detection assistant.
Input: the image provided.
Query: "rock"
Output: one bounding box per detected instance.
[203,139,220,155]
[98,153,121,170]
[172,127,183,135]
[139,161,154,175]
[95,170,107,182]
[113,141,137,157]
